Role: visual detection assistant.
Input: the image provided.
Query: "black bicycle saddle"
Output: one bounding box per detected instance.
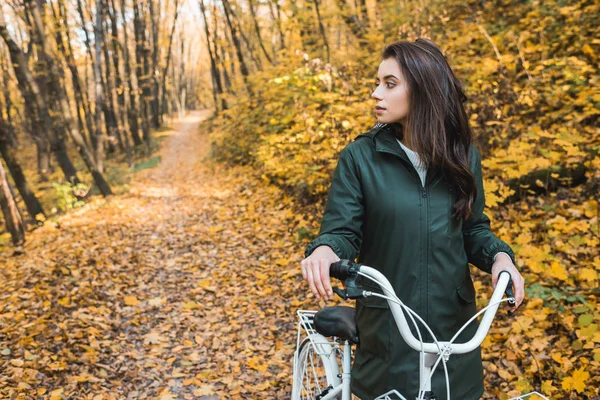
[313,306,359,344]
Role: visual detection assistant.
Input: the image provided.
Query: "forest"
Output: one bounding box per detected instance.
[0,0,599,398]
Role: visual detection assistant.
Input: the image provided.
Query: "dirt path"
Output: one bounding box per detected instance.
[0,111,310,399]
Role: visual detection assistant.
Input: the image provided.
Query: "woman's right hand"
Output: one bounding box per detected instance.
[300,245,340,300]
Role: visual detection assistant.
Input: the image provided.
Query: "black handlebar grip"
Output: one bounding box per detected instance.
[329,259,353,281]
[500,270,516,308]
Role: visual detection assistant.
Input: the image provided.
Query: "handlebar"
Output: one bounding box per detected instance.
[329,260,515,355]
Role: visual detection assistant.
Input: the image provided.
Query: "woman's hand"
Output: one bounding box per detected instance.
[491,253,525,314]
[301,245,340,300]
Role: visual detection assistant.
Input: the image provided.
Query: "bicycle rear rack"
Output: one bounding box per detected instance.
[295,309,340,357]
[509,392,549,400]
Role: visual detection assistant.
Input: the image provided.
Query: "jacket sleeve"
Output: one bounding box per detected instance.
[463,145,517,273]
[304,146,364,261]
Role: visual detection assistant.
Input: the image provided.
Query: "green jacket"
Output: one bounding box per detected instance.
[304,124,516,400]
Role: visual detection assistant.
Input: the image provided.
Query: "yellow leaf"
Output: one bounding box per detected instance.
[561,367,589,393]
[550,261,569,281]
[124,296,140,306]
[579,268,598,282]
[10,359,24,367]
[541,380,557,394]
[247,356,268,373]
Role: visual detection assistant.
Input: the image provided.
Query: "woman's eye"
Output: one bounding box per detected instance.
[386,82,395,88]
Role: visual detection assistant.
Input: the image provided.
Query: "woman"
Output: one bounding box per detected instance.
[300,38,525,400]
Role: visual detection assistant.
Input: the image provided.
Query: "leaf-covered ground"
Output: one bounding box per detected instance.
[0,111,311,399]
[1,111,598,399]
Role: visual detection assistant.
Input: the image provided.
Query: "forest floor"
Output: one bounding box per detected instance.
[0,110,311,399]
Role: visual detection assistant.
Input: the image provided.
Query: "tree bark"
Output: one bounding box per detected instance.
[0,5,80,185]
[149,0,160,128]
[0,112,45,221]
[94,0,107,171]
[248,0,273,65]
[133,0,152,151]
[26,0,112,196]
[120,0,142,147]
[313,0,331,63]
[335,0,367,42]
[54,1,95,147]
[101,9,125,153]
[199,0,227,111]
[221,0,252,93]
[106,0,132,164]
[0,158,25,246]
[160,0,181,118]
[226,0,262,71]
[269,0,285,50]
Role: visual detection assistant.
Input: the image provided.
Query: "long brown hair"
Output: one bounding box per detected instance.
[382,38,476,221]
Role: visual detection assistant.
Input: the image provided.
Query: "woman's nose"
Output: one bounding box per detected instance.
[371,88,383,100]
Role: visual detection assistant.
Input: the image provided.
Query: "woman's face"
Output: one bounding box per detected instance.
[371,58,410,125]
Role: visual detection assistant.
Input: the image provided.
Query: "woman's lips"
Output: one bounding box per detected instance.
[375,107,386,114]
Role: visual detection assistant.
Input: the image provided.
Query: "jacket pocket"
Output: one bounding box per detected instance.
[456,276,476,304]
[356,278,388,309]
[355,278,390,359]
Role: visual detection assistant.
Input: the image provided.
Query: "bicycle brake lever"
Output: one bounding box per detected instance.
[502,272,516,316]
[333,284,364,300]
[333,287,347,300]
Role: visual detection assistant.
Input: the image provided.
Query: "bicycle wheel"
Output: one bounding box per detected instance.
[292,334,342,400]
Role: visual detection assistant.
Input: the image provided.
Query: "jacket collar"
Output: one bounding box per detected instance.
[355,123,443,186]
[355,123,411,164]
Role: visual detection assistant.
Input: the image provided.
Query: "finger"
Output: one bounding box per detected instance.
[301,261,307,280]
[312,259,327,299]
[305,264,319,298]
[491,272,498,289]
[319,261,333,299]
[515,277,525,307]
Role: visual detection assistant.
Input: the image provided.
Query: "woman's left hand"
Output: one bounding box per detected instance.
[491,253,525,314]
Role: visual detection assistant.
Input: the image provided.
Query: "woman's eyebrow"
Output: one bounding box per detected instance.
[376,74,399,81]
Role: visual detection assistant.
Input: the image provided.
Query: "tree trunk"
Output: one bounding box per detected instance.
[106,0,132,164]
[199,0,227,111]
[54,1,95,147]
[101,11,125,153]
[0,5,79,185]
[133,0,152,151]
[313,0,331,63]
[224,0,262,72]
[160,0,181,118]
[216,20,232,93]
[149,0,160,128]
[94,0,107,172]
[0,159,25,246]
[26,0,112,196]
[120,0,142,147]
[221,0,252,94]
[77,0,99,151]
[248,0,274,65]
[269,0,285,50]
[0,113,45,221]
[335,0,367,42]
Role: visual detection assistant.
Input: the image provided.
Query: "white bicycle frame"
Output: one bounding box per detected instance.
[293,265,548,400]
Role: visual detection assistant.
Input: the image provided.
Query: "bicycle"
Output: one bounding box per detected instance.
[291,259,548,400]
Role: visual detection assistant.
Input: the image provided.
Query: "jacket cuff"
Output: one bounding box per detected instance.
[486,243,517,270]
[304,234,345,259]
[494,252,511,262]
